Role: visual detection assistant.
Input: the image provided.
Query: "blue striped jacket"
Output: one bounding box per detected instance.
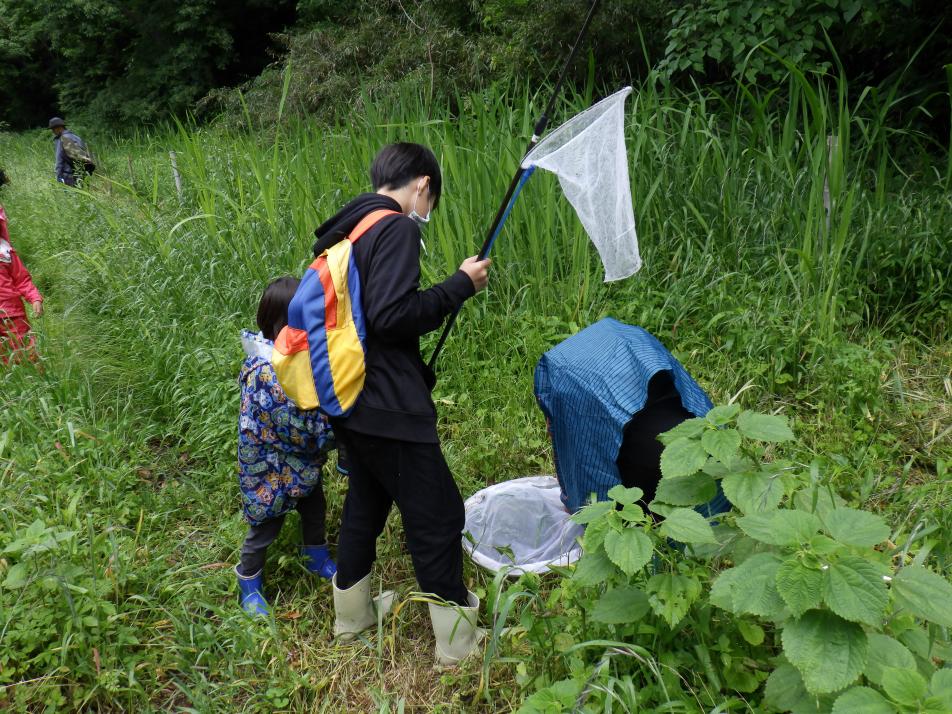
[535,318,729,514]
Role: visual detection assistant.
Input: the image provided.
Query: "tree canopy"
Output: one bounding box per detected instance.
[1,0,949,134]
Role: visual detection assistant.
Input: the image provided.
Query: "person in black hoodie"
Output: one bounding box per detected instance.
[321,143,490,664]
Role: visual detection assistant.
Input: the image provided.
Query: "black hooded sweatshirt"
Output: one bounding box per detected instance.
[313,193,475,443]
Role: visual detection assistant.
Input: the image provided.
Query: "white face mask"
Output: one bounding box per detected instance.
[408,182,431,226]
[0,240,11,264]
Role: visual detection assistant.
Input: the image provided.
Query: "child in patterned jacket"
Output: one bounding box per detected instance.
[235,276,337,616]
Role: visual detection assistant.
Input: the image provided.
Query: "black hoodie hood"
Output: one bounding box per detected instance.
[312,193,403,257]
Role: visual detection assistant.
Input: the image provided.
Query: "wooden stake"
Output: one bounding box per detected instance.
[169,151,183,203]
[823,135,837,235]
[127,156,136,191]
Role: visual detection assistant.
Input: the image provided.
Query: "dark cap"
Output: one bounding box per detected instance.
[48,117,66,129]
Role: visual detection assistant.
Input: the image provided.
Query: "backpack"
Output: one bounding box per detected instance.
[272,208,400,416]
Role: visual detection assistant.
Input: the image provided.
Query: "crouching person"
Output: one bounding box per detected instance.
[535,318,730,516]
[309,143,490,664]
[235,277,338,616]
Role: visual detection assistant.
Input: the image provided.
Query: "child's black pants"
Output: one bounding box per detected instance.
[334,427,467,605]
[238,487,327,576]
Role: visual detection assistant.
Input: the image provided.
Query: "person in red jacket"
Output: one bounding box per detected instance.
[0,205,43,363]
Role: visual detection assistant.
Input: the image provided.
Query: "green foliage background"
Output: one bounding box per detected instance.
[2,0,950,134]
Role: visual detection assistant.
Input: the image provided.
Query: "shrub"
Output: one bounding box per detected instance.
[496,407,952,712]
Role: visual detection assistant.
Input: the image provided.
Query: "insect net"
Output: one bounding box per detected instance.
[463,475,583,576]
[521,86,640,281]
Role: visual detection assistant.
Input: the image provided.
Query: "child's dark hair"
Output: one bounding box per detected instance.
[370,143,442,208]
[256,276,301,341]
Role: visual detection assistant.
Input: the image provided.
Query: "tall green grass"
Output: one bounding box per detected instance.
[0,71,948,710]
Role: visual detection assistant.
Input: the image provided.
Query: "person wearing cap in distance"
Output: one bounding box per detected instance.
[48,117,94,187]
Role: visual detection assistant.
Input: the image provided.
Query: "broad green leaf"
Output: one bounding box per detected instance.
[738,620,765,646]
[703,454,754,478]
[571,500,613,525]
[782,610,868,694]
[882,667,928,706]
[710,566,741,613]
[658,417,706,445]
[517,678,584,714]
[824,507,890,548]
[654,473,716,506]
[647,501,675,518]
[618,504,647,523]
[646,573,701,627]
[1,562,28,589]
[793,485,844,520]
[730,552,785,617]
[736,410,795,442]
[705,403,740,425]
[892,566,952,627]
[823,556,888,626]
[660,437,709,478]
[572,548,616,586]
[723,663,760,693]
[590,586,651,624]
[864,634,917,686]
[776,557,824,617]
[701,428,741,463]
[808,534,842,557]
[25,519,45,539]
[831,686,895,714]
[737,510,821,546]
[606,485,643,505]
[897,626,932,659]
[764,663,826,714]
[658,508,717,544]
[603,528,653,576]
[581,514,611,551]
[930,669,952,709]
[722,470,784,514]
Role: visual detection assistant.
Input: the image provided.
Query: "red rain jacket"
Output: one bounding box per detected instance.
[0,205,43,319]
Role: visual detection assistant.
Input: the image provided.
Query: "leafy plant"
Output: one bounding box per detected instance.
[498,407,952,712]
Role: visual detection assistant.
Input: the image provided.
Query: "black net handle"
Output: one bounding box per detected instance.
[428,0,603,370]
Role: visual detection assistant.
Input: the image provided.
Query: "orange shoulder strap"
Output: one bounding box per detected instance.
[348,209,401,244]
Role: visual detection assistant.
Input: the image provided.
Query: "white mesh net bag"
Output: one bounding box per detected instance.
[521,86,640,281]
[463,475,584,576]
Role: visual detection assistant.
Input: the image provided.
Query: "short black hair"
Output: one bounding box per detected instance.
[370,143,442,209]
[256,276,301,341]
[0,168,8,187]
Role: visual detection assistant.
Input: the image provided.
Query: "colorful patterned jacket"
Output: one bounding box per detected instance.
[238,331,334,525]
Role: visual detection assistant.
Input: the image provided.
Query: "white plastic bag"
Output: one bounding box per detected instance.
[241,329,273,361]
[463,475,584,576]
[521,86,640,282]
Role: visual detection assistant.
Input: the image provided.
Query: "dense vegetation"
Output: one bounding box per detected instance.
[1,60,949,709]
[0,0,297,128]
[2,0,950,133]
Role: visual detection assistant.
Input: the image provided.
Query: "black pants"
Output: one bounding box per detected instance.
[616,371,692,505]
[238,487,327,576]
[334,427,467,605]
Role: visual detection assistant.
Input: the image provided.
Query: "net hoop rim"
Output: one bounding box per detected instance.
[521,85,633,169]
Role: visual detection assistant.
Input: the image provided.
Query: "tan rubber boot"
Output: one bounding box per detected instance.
[427,591,487,666]
[332,573,395,641]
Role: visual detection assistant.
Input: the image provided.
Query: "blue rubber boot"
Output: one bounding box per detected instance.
[301,544,337,580]
[235,565,270,616]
